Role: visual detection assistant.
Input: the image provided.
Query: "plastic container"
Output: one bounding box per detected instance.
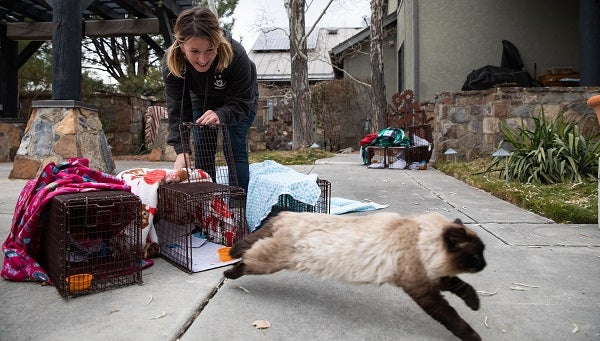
[66,274,93,293]
[218,247,233,262]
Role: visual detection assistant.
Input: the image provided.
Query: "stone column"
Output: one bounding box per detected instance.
[9,100,115,179]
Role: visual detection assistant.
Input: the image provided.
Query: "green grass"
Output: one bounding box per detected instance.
[249,149,334,165]
[432,158,598,224]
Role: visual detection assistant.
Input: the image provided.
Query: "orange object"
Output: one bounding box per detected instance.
[143,169,167,184]
[66,274,93,293]
[218,247,233,262]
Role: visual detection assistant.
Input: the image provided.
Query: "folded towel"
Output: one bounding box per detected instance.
[246,161,320,231]
[330,197,389,215]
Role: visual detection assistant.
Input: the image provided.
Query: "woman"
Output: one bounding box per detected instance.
[163,7,258,191]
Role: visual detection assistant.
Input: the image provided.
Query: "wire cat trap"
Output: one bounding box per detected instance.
[271,178,332,215]
[177,122,238,186]
[39,191,143,298]
[156,182,248,273]
[155,123,248,273]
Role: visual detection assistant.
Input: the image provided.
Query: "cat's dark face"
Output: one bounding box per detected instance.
[443,219,486,273]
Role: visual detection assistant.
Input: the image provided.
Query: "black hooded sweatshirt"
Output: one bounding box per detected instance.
[162,30,258,155]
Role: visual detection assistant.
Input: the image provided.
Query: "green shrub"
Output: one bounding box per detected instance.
[484,109,600,184]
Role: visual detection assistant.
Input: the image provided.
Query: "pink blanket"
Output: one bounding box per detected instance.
[1,158,130,282]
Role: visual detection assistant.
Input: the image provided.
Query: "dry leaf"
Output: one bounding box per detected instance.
[477,290,498,296]
[511,282,539,288]
[145,295,153,306]
[484,316,489,328]
[252,320,271,329]
[572,323,579,334]
[509,286,529,291]
[150,311,167,320]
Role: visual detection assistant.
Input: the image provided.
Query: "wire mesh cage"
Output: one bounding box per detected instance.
[366,146,387,168]
[39,191,143,298]
[271,179,331,214]
[406,124,434,164]
[179,122,237,187]
[156,182,247,273]
[387,147,407,169]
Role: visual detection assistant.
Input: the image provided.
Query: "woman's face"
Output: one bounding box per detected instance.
[180,36,217,73]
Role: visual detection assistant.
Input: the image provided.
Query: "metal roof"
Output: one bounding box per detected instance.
[251,28,319,51]
[249,27,363,82]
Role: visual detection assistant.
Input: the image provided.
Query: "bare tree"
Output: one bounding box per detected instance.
[82,36,157,95]
[284,0,335,149]
[369,0,386,132]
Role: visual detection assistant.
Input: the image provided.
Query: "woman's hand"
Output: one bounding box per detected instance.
[174,153,191,170]
[195,110,220,125]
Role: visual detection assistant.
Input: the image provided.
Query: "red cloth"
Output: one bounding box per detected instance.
[360,133,378,147]
[1,158,130,282]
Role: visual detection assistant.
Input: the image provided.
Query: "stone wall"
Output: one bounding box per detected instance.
[7,87,600,165]
[18,92,165,156]
[430,86,600,162]
[0,120,26,161]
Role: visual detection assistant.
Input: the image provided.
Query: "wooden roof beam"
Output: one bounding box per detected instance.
[6,18,160,40]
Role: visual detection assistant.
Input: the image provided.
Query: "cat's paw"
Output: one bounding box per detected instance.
[462,330,482,341]
[224,263,245,279]
[464,291,480,310]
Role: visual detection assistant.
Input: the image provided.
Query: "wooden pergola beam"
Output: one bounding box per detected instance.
[6,18,161,41]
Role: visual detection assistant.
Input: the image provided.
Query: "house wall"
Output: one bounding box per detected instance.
[387,0,398,16]
[342,38,398,104]
[396,0,580,102]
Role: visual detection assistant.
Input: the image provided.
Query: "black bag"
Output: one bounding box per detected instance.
[461,65,534,90]
[500,39,525,70]
[461,40,540,90]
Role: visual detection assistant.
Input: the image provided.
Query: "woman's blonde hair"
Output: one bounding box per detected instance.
[165,7,233,78]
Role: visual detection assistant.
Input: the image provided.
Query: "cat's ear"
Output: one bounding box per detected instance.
[453,218,464,225]
[444,226,468,252]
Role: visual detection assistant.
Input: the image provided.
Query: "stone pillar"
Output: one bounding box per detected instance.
[9,100,115,179]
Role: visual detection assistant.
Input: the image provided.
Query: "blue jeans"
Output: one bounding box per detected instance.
[192,109,256,192]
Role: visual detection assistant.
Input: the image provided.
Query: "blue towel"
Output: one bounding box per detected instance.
[330,197,389,215]
[246,161,320,231]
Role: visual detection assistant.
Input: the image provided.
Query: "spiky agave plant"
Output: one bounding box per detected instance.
[484,108,600,184]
